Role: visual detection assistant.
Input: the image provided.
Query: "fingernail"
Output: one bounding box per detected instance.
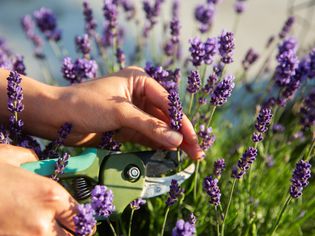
[165,130,183,146]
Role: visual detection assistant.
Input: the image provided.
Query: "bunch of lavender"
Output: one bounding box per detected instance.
[74,204,97,236]
[99,131,121,151]
[218,31,235,64]
[172,219,196,236]
[42,122,72,159]
[289,160,312,198]
[242,48,259,71]
[300,89,315,131]
[62,57,98,84]
[7,71,24,142]
[252,107,273,143]
[210,74,235,106]
[83,0,97,36]
[51,152,70,181]
[21,15,45,59]
[203,176,221,206]
[213,158,225,178]
[194,2,215,33]
[33,7,61,41]
[198,125,216,151]
[232,147,258,179]
[91,185,115,217]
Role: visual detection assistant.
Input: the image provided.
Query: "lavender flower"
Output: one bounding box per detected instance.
[83,0,97,35]
[62,57,77,83]
[234,0,245,14]
[51,152,70,181]
[187,70,201,94]
[218,31,235,64]
[172,0,180,18]
[277,37,298,59]
[103,0,118,47]
[232,147,258,179]
[272,124,285,133]
[275,50,298,87]
[21,15,45,59]
[213,158,225,177]
[198,125,216,151]
[188,213,197,225]
[194,3,215,33]
[170,18,180,43]
[164,40,176,57]
[19,135,42,156]
[120,0,136,20]
[203,176,221,206]
[168,90,183,131]
[0,39,12,70]
[279,16,295,39]
[33,7,61,41]
[300,89,315,131]
[7,71,24,139]
[210,74,235,106]
[130,198,146,210]
[166,179,183,206]
[189,37,205,67]
[142,0,164,37]
[290,160,311,198]
[99,131,121,151]
[242,48,259,71]
[309,48,315,79]
[255,107,272,133]
[204,37,217,65]
[172,219,196,236]
[203,74,218,94]
[213,61,224,77]
[75,34,91,55]
[13,56,26,75]
[116,47,126,69]
[74,204,96,236]
[252,132,263,143]
[0,127,10,144]
[91,185,115,217]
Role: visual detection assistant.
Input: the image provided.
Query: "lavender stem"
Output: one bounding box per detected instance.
[107,218,117,236]
[160,207,170,236]
[188,93,194,114]
[128,209,135,236]
[193,160,200,202]
[221,179,237,236]
[306,139,315,161]
[206,106,217,129]
[270,195,292,236]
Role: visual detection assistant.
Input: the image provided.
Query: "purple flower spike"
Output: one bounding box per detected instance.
[252,132,263,143]
[279,16,295,39]
[194,3,215,33]
[255,107,272,134]
[218,31,235,64]
[74,204,96,236]
[62,57,77,83]
[189,37,205,67]
[188,213,197,225]
[275,50,298,87]
[0,127,10,144]
[290,160,311,198]
[99,131,121,151]
[75,34,91,55]
[91,185,115,217]
[233,147,258,179]
[309,48,315,79]
[130,198,146,210]
[172,219,196,236]
[170,18,180,44]
[13,55,26,75]
[198,125,216,151]
[168,90,183,131]
[242,48,259,71]
[277,37,298,59]
[210,74,235,106]
[234,0,245,14]
[203,74,218,94]
[272,124,285,133]
[203,176,221,206]
[51,152,70,181]
[116,47,126,69]
[120,0,136,20]
[33,7,61,41]
[75,58,98,80]
[300,89,315,131]
[83,0,97,36]
[204,37,217,65]
[166,179,184,206]
[142,0,164,37]
[213,158,225,177]
[187,70,201,94]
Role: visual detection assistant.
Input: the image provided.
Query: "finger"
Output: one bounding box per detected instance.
[179,114,205,160]
[0,144,38,166]
[52,221,73,236]
[118,102,183,148]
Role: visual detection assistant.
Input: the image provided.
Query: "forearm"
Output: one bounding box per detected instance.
[0,68,68,140]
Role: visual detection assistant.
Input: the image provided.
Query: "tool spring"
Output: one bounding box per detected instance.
[73,177,93,200]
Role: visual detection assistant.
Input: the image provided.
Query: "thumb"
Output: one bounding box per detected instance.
[118,102,183,148]
[0,144,38,166]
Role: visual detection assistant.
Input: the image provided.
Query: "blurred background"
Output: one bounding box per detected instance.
[0,0,315,82]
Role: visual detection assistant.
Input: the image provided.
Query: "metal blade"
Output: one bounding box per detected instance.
[140,163,195,198]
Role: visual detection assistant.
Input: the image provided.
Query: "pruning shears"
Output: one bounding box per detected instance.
[20,148,195,215]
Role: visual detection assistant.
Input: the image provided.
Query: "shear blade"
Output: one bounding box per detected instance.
[140,163,195,198]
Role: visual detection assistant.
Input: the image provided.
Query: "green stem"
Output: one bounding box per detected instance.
[233,14,241,35]
[188,93,195,115]
[177,148,181,171]
[221,179,237,236]
[270,195,292,236]
[193,160,200,202]
[107,218,117,236]
[305,139,315,161]
[206,106,217,128]
[161,207,170,236]
[215,207,221,236]
[128,209,135,236]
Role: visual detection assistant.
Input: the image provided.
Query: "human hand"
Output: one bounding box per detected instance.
[0,144,78,235]
[56,66,205,160]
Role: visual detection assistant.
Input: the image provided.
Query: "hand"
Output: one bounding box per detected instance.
[0,144,77,235]
[58,66,205,160]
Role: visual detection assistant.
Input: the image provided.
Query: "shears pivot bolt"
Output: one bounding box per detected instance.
[124,165,141,182]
